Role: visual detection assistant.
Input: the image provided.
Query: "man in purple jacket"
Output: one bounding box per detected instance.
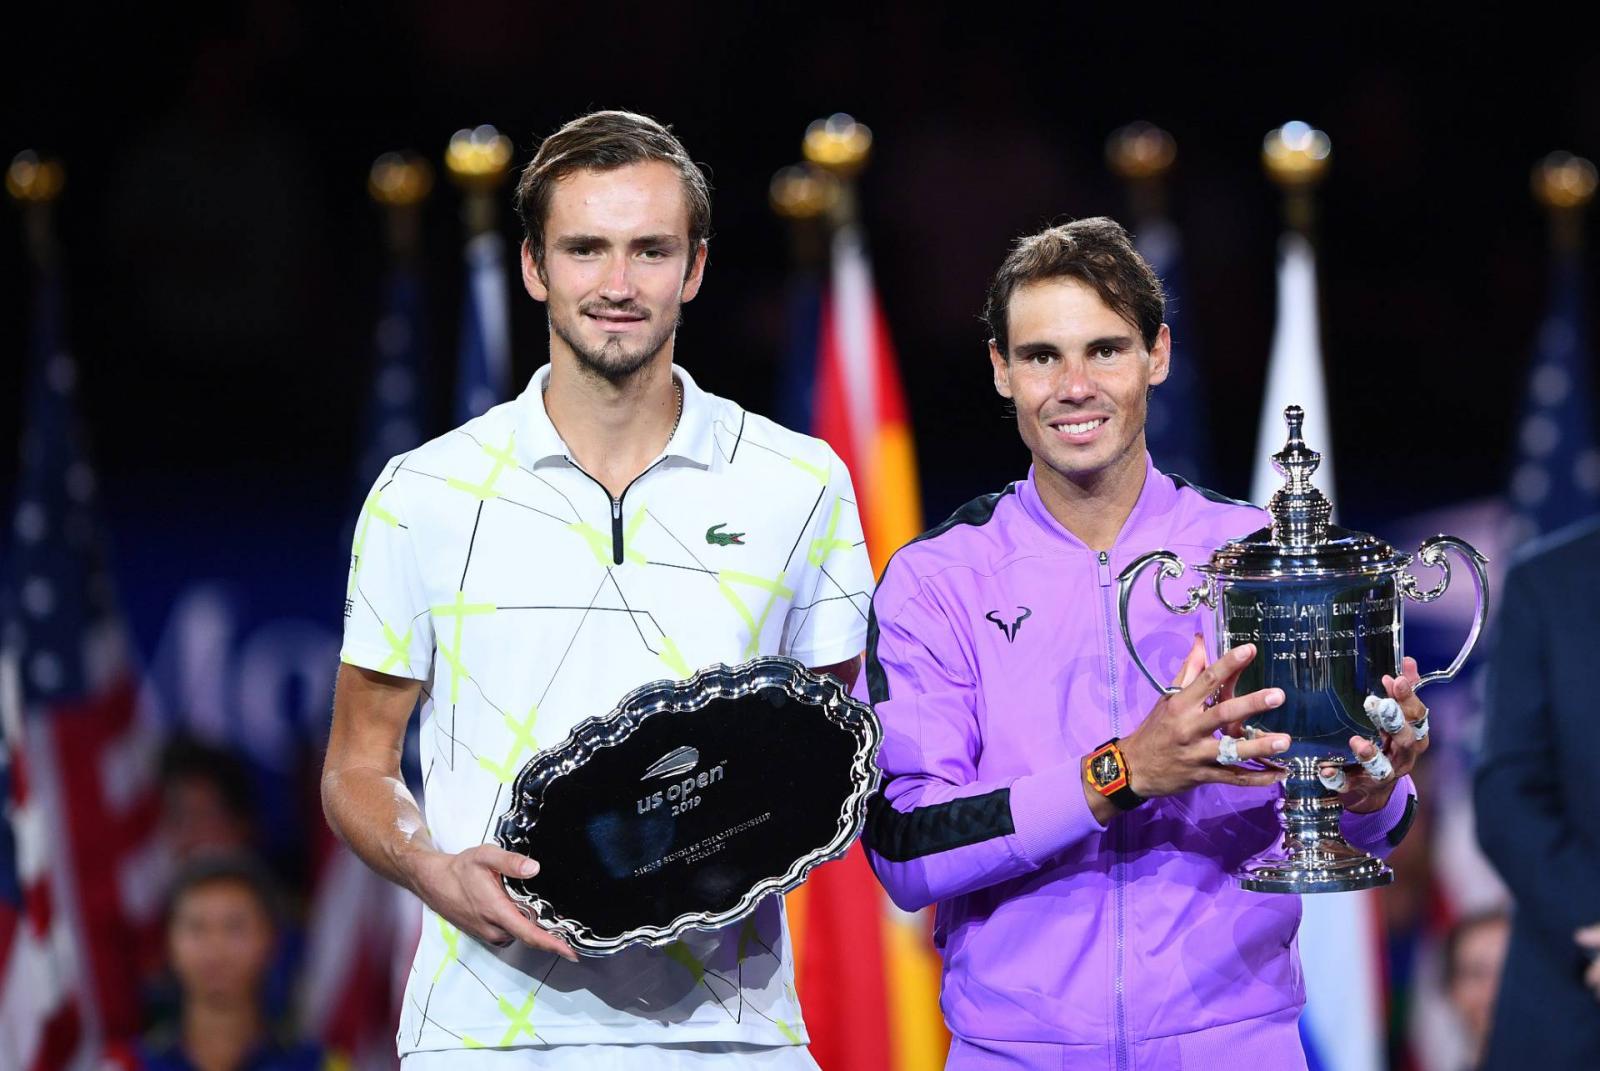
[861,218,1429,1069]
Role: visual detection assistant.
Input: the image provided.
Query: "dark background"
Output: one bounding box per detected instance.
[5,3,1598,639]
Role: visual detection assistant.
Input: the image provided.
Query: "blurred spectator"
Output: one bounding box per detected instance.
[1475,519,1600,1067]
[159,738,257,861]
[1443,911,1511,1069]
[109,855,338,1071]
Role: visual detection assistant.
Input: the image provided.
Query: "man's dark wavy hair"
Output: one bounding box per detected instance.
[982,217,1165,355]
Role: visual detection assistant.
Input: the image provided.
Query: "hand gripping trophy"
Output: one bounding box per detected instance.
[1118,406,1488,893]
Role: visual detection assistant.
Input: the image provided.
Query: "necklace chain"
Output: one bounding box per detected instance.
[666,376,684,446]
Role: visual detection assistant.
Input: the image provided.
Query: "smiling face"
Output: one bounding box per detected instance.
[990,277,1169,490]
[523,160,706,383]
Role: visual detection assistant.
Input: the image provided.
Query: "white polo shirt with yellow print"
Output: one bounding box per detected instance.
[339,363,874,1054]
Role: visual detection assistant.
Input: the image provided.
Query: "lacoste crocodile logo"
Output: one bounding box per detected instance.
[706,523,746,546]
[985,607,1032,643]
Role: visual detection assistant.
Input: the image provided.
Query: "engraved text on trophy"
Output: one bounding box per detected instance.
[1221,580,1401,749]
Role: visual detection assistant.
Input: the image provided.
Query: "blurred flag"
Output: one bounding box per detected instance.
[1,648,84,1071]
[1503,241,1599,547]
[304,261,432,1067]
[356,265,430,502]
[1251,232,1337,505]
[775,262,824,438]
[1251,231,1383,1071]
[813,223,923,576]
[1136,219,1213,486]
[1,252,163,1066]
[785,221,944,1071]
[454,231,513,423]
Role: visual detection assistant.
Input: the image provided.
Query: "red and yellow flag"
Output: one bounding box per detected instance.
[788,222,946,1071]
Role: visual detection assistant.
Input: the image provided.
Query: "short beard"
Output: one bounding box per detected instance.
[550,304,681,385]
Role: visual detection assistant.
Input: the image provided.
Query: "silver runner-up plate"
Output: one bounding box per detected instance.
[494,656,882,955]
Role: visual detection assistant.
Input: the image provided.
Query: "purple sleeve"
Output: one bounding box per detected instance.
[860,563,1104,913]
[1339,775,1417,859]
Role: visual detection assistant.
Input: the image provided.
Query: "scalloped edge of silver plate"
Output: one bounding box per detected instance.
[493,655,881,955]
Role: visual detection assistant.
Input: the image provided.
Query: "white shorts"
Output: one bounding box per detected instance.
[401,1043,819,1069]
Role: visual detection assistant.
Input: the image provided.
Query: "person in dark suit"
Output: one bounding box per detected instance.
[1475,517,1600,1068]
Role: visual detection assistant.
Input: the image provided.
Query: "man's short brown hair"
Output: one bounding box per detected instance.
[514,110,711,274]
[982,217,1165,355]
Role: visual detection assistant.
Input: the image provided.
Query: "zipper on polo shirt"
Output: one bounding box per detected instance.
[610,496,623,564]
[565,456,668,566]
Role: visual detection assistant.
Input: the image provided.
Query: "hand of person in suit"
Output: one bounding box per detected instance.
[1577,923,1600,1000]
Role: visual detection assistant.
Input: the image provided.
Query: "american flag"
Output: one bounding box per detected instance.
[2,250,163,1067]
[1504,242,1598,547]
[355,264,430,506]
[301,256,433,1067]
[453,229,513,424]
[1135,218,1215,489]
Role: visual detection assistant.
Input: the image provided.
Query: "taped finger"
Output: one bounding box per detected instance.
[1319,766,1348,792]
[1363,695,1406,735]
[1217,735,1244,766]
[1359,748,1394,782]
[1412,707,1431,742]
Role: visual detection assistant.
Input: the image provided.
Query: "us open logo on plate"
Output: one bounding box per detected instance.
[637,745,727,817]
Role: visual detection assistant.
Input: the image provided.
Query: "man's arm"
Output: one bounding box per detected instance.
[1475,562,1600,954]
[859,570,1083,914]
[863,574,1290,913]
[322,663,576,960]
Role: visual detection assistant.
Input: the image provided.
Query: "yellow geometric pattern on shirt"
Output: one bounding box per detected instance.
[658,635,691,679]
[568,504,648,569]
[432,590,496,705]
[790,455,829,484]
[736,918,803,1044]
[378,620,413,674]
[431,916,460,984]
[446,431,517,501]
[478,704,539,784]
[808,497,852,567]
[776,982,803,1044]
[497,989,540,1046]
[347,486,400,598]
[717,570,795,659]
[664,941,706,986]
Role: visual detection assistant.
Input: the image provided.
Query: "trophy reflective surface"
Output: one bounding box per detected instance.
[1118,406,1488,893]
[494,657,881,953]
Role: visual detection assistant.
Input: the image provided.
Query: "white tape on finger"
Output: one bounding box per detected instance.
[1363,694,1406,735]
[1413,709,1431,742]
[1217,736,1244,766]
[1319,767,1348,792]
[1359,749,1394,781]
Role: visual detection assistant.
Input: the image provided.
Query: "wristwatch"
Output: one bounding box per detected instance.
[1085,738,1146,811]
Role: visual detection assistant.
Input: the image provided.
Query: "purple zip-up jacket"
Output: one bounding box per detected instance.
[861,459,1416,1070]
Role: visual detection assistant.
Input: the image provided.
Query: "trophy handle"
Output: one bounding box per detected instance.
[1397,534,1490,691]
[1118,551,1216,698]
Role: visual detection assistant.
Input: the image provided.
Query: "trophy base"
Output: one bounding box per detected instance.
[1237,838,1393,894]
[1237,761,1396,894]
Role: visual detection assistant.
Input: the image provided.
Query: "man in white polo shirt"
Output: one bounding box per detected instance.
[322,111,874,1068]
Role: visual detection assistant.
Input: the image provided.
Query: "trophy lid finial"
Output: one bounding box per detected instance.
[1268,404,1333,545]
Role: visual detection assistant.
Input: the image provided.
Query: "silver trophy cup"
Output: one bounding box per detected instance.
[1118,406,1488,893]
